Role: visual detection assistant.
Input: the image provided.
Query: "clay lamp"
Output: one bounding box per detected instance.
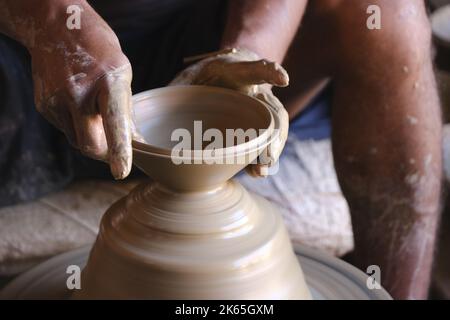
[73,86,311,299]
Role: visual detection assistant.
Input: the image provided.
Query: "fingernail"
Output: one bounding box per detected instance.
[277,68,289,87]
[111,159,131,180]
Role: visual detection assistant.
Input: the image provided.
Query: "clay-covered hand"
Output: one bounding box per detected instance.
[170,48,289,177]
[5,1,139,179]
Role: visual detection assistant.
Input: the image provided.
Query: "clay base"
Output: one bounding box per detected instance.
[73,180,311,299]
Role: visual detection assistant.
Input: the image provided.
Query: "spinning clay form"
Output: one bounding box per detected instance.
[74,86,311,299]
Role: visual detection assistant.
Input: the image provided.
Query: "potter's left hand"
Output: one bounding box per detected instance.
[170,48,289,177]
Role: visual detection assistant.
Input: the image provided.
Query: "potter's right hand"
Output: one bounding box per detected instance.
[0,0,136,179]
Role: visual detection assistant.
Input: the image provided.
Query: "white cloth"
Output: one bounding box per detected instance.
[0,180,139,275]
[237,137,354,257]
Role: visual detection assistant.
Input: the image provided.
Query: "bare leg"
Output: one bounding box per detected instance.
[282,0,442,299]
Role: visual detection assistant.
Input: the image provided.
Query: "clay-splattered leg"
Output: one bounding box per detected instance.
[330,0,442,299]
[280,0,442,299]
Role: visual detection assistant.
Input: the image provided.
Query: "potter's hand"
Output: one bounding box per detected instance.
[170,48,289,177]
[1,0,137,179]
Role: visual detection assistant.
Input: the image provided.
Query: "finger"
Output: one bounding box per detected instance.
[245,90,289,178]
[255,91,289,162]
[71,111,108,161]
[227,59,289,87]
[38,102,77,147]
[246,163,270,178]
[97,75,133,180]
[246,134,275,178]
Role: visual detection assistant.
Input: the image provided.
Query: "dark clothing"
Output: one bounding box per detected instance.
[289,87,332,141]
[0,0,331,207]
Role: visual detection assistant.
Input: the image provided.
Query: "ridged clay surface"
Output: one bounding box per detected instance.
[73,86,310,299]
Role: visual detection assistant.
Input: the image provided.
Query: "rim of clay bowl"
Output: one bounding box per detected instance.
[131,86,276,162]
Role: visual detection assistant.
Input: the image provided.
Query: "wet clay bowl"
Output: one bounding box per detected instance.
[131,86,275,191]
[72,86,311,299]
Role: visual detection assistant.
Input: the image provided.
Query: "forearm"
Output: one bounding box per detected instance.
[1,0,59,47]
[0,0,100,49]
[221,0,307,63]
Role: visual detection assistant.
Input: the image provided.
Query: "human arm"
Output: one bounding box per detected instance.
[0,0,137,179]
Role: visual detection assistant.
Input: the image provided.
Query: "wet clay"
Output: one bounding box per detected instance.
[73,86,310,299]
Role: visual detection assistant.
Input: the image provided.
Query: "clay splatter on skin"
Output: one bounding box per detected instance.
[73,45,95,67]
[351,186,438,298]
[407,115,419,125]
[342,142,440,297]
[424,154,433,167]
[69,73,87,82]
[405,173,420,185]
[399,4,419,19]
[55,43,95,67]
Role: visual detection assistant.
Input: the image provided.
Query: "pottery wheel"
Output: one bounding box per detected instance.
[0,244,391,300]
